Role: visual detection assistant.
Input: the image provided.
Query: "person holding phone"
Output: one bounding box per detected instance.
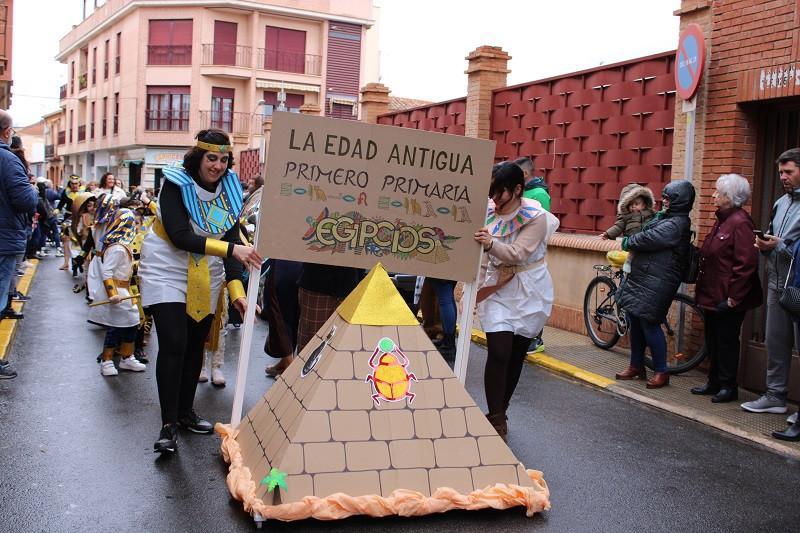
[742,148,800,422]
[692,174,762,402]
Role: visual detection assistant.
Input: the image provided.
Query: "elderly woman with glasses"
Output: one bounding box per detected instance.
[138,128,262,454]
[691,174,762,402]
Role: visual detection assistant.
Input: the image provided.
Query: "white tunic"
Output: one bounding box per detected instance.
[138,182,225,312]
[87,244,140,328]
[477,204,559,338]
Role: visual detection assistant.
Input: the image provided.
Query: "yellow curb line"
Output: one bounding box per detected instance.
[0,258,37,361]
[467,327,616,388]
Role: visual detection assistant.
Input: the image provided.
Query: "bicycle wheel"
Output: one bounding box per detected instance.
[583,276,622,349]
[644,293,706,374]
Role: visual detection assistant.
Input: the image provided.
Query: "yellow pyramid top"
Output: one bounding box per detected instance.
[337,263,419,325]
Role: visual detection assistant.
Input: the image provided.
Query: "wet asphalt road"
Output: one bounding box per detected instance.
[1,257,798,532]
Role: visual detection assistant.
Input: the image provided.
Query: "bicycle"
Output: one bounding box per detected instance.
[583,263,707,374]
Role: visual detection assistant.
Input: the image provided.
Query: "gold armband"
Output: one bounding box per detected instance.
[204,238,230,258]
[228,279,246,302]
[103,278,119,298]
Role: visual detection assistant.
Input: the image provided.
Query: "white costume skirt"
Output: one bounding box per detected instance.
[477,264,554,339]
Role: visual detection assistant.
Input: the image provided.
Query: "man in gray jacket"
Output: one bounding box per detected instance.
[742,148,800,422]
[0,110,36,379]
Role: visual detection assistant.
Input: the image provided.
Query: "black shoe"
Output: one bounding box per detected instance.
[0,363,17,379]
[134,347,148,364]
[438,333,456,362]
[1,308,23,320]
[178,410,214,434]
[11,291,30,302]
[154,423,179,453]
[773,422,800,442]
[711,387,738,403]
[691,382,721,395]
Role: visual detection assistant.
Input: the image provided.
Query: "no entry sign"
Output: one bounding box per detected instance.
[675,23,705,100]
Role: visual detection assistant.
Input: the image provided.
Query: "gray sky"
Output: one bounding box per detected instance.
[9,0,680,127]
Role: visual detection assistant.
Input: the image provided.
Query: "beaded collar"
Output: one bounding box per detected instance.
[485,197,542,237]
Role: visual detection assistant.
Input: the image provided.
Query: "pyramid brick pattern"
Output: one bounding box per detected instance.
[235,314,534,506]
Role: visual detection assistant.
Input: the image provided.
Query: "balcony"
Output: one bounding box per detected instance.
[145,109,189,132]
[78,73,87,91]
[257,49,321,76]
[147,44,192,66]
[199,110,252,135]
[45,144,55,159]
[77,125,86,142]
[59,84,66,100]
[57,131,65,145]
[201,44,251,68]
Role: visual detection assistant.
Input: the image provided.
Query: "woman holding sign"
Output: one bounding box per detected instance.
[139,128,262,454]
[474,162,559,442]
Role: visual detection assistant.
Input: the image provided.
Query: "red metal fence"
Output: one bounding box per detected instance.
[377,52,676,234]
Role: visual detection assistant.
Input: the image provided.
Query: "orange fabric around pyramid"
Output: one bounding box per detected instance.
[216,264,550,521]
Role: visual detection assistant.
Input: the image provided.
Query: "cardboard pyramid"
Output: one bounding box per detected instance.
[217,264,550,522]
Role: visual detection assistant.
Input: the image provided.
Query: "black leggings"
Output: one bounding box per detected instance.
[484,331,532,415]
[151,303,213,425]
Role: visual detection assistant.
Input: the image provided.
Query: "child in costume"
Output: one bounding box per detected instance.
[86,208,147,376]
[601,184,656,273]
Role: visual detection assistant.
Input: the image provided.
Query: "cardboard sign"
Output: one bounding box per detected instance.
[257,112,496,282]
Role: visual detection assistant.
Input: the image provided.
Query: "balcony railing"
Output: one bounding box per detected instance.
[77,125,86,142]
[145,109,190,131]
[78,73,87,90]
[201,44,252,68]
[59,84,67,100]
[57,131,65,145]
[45,144,54,158]
[257,49,321,75]
[199,110,251,134]
[147,44,192,65]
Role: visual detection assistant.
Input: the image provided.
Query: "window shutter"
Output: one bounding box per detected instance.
[172,20,193,45]
[149,20,171,45]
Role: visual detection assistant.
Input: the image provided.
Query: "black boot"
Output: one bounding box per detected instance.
[691,381,721,395]
[773,418,800,442]
[711,387,738,403]
[1,295,22,320]
[438,333,456,362]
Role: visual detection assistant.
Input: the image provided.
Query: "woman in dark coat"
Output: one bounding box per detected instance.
[691,174,762,402]
[615,180,696,389]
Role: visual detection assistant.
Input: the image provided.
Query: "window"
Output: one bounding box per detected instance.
[102,96,107,137]
[210,87,234,131]
[113,93,119,135]
[104,40,109,79]
[70,61,75,94]
[90,101,95,139]
[69,110,73,142]
[115,32,121,74]
[264,26,306,73]
[148,20,192,65]
[213,21,237,66]
[146,86,190,131]
[263,90,304,117]
[92,47,97,85]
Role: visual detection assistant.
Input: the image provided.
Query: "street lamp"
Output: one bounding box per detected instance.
[251,99,265,145]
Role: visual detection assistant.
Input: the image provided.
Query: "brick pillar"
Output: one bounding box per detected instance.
[464,46,511,139]
[299,103,321,116]
[360,82,391,124]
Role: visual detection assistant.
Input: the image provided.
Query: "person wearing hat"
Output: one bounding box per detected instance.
[56,175,85,271]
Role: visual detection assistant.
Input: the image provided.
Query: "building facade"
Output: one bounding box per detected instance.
[56,0,378,190]
[0,0,12,110]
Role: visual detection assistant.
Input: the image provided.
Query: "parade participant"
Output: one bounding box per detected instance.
[130,201,156,363]
[430,278,457,361]
[138,128,261,454]
[98,172,127,201]
[56,175,85,271]
[692,174,762,403]
[87,208,147,376]
[474,162,559,441]
[615,180,696,389]
[263,259,302,377]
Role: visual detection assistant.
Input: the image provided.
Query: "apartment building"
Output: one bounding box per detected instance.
[56,0,378,190]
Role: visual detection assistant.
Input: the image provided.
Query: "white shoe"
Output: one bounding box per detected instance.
[211,366,226,386]
[21,261,34,268]
[55,249,64,257]
[198,366,209,382]
[788,412,798,425]
[118,356,146,372]
[100,360,118,376]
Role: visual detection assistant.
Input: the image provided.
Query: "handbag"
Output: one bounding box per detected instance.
[681,231,701,284]
[779,254,800,318]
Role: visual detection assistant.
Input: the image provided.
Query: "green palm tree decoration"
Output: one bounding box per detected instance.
[260,468,288,492]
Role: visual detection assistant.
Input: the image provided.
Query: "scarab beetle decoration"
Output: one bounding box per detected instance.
[365,337,417,406]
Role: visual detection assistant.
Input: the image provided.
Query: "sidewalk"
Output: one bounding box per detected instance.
[0,259,36,362]
[470,325,800,460]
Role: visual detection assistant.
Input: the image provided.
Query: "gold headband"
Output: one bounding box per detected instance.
[197,140,232,153]
[69,176,81,184]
